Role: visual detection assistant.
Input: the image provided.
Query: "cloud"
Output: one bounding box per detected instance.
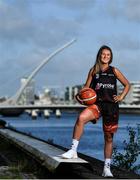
[50,0,95,10]
[98,34,140,51]
[0,0,96,52]
[106,1,122,19]
[0,0,139,97]
[0,1,79,46]
[50,0,95,23]
[0,0,81,92]
[97,33,140,80]
[107,0,140,22]
[0,1,33,42]
[31,48,93,92]
[125,0,140,22]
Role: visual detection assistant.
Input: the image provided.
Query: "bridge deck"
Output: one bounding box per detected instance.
[0,104,140,110]
[0,128,88,172]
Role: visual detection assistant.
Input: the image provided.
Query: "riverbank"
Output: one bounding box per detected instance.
[0,135,52,179]
[0,128,140,179]
[0,129,102,179]
[1,112,140,177]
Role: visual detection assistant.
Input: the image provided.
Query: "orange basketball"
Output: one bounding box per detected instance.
[79,88,97,105]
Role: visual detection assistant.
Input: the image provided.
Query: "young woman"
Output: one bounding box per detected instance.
[61,45,130,177]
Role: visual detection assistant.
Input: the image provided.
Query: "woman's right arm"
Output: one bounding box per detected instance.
[83,68,94,88]
[75,68,94,104]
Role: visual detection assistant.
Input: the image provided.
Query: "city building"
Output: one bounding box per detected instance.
[65,85,83,103]
[118,81,140,104]
[19,77,35,105]
[37,88,52,105]
[65,81,140,105]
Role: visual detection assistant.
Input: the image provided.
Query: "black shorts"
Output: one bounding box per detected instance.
[97,102,119,133]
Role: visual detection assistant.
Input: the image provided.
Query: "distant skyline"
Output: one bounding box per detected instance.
[0,0,140,97]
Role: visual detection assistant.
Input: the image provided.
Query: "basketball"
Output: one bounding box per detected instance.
[79,88,97,105]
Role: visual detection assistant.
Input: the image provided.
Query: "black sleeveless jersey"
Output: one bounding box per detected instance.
[90,66,117,103]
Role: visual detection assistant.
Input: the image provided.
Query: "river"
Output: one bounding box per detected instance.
[1,112,140,164]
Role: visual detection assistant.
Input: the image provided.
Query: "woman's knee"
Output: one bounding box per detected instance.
[77,113,87,124]
[104,133,113,143]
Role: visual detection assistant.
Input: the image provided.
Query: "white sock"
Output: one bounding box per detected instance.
[104,158,111,168]
[71,139,79,151]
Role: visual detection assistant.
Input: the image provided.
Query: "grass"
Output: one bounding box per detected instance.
[0,136,47,179]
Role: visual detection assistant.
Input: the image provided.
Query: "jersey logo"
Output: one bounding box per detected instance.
[108,74,114,76]
[101,73,107,75]
[96,74,99,79]
[95,83,115,90]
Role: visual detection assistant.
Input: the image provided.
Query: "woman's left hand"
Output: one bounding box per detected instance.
[113,95,124,103]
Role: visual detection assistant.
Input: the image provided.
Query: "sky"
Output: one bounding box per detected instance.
[0,0,140,97]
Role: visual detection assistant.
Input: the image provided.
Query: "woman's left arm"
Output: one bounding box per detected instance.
[113,68,131,103]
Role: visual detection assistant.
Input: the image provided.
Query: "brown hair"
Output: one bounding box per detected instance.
[94,45,113,73]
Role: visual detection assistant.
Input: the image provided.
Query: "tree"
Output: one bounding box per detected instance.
[112,125,140,174]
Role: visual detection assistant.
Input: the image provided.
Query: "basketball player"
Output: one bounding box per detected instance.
[61,45,130,177]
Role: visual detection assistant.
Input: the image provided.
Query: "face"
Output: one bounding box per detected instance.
[100,49,111,64]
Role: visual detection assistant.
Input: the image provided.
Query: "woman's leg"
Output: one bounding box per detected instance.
[61,107,99,159]
[102,132,114,177]
[73,108,97,140]
[104,132,113,159]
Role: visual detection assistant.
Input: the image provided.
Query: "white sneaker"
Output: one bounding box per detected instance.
[102,166,113,177]
[61,149,78,159]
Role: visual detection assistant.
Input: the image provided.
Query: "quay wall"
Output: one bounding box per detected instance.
[0,127,140,179]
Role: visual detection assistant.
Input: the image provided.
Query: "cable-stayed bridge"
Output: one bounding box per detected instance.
[0,39,76,116]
